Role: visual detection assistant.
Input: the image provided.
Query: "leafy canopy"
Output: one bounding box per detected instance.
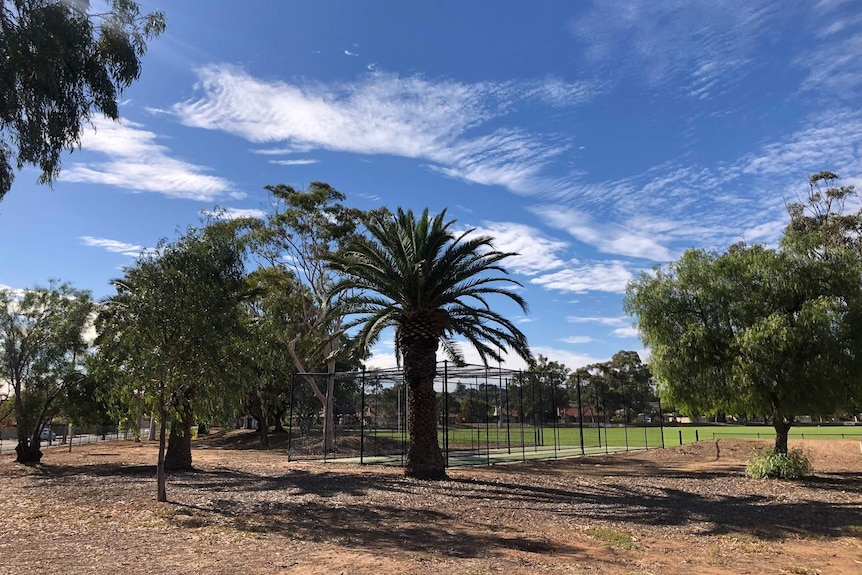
[326,207,532,367]
[0,0,165,199]
[0,280,93,462]
[625,244,862,424]
[95,223,251,428]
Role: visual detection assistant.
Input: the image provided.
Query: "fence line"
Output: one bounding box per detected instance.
[285,363,665,467]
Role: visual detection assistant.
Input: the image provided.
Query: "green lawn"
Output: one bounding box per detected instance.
[332,423,861,466]
[359,422,862,453]
[673,424,862,443]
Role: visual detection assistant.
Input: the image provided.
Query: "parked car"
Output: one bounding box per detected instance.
[40,428,56,441]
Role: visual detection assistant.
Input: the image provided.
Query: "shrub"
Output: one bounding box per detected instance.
[745,448,812,479]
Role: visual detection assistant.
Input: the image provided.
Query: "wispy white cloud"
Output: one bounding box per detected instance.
[740,109,862,178]
[467,221,568,276]
[171,65,600,198]
[541,105,862,258]
[344,49,358,57]
[570,1,778,97]
[79,236,146,257]
[567,316,629,327]
[524,78,607,107]
[529,346,602,370]
[268,159,320,166]
[202,207,266,220]
[529,205,671,261]
[61,118,239,201]
[250,145,314,155]
[613,326,640,338]
[796,3,862,94]
[531,261,634,294]
[561,335,594,344]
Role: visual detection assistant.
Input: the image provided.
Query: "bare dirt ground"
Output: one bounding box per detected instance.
[0,436,859,575]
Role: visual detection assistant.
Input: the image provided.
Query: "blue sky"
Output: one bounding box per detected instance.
[2,0,861,371]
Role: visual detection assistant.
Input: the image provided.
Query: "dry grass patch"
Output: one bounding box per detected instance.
[0,438,859,575]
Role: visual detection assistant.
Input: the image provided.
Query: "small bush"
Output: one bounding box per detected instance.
[745,448,812,479]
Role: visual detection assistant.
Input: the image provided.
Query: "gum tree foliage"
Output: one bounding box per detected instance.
[512,354,570,424]
[240,268,306,448]
[0,0,165,200]
[95,223,249,501]
[250,182,384,452]
[0,281,93,463]
[574,351,654,423]
[783,171,862,259]
[326,208,532,480]
[625,243,862,453]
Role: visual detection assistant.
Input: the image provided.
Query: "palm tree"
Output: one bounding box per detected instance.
[326,208,532,479]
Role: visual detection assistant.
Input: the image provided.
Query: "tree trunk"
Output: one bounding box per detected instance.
[773,419,791,454]
[272,406,286,433]
[15,438,42,464]
[13,391,41,463]
[258,411,269,448]
[164,402,193,470]
[157,411,167,502]
[148,410,157,441]
[402,337,446,480]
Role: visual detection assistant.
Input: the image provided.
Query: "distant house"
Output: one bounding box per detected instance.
[557,406,604,425]
[492,407,519,423]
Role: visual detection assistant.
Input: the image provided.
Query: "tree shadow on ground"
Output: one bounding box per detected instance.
[445,473,861,540]
[154,467,583,558]
[17,448,861,552]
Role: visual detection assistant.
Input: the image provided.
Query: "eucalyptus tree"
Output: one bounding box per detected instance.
[251,182,384,451]
[512,354,570,424]
[626,244,862,453]
[575,351,653,423]
[241,268,306,447]
[0,0,165,200]
[96,223,249,501]
[0,281,93,463]
[783,171,861,259]
[326,208,532,479]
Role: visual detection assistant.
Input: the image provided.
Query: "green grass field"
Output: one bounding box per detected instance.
[359,422,862,453]
[327,423,861,466]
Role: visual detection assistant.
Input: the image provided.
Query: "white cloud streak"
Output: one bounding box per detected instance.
[79,236,146,257]
[529,205,671,261]
[466,221,569,276]
[202,207,267,221]
[613,326,640,338]
[530,261,634,294]
[561,336,594,344]
[61,118,239,201]
[268,159,320,166]
[570,1,778,98]
[171,66,600,197]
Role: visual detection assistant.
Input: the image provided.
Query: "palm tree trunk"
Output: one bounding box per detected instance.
[402,338,446,479]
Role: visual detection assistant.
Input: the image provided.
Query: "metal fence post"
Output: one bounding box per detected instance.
[360,368,365,465]
[576,373,585,455]
[443,361,449,467]
[288,372,296,462]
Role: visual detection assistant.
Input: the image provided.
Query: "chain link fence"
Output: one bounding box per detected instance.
[285,363,666,467]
